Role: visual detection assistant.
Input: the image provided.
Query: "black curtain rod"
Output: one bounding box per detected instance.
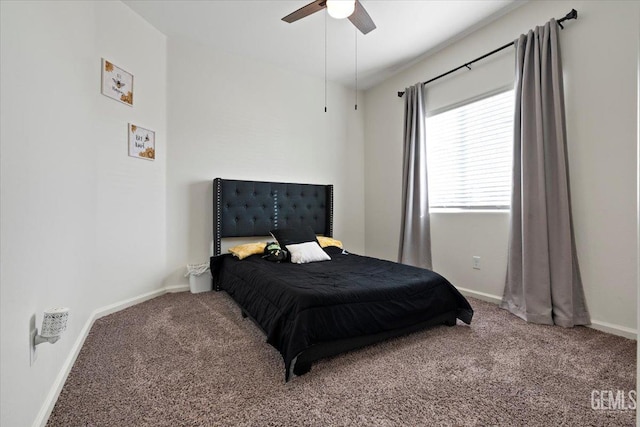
[397,9,578,97]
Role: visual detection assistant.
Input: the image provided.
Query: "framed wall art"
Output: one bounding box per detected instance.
[101,59,133,106]
[128,124,155,161]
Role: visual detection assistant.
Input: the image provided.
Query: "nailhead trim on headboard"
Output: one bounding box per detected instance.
[213,178,222,257]
[327,185,334,238]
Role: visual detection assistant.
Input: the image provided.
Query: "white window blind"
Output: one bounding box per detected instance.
[426,89,514,209]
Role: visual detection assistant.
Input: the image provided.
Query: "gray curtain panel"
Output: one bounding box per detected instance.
[501,19,590,327]
[398,83,432,269]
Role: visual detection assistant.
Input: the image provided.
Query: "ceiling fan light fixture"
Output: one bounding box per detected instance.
[326,0,356,20]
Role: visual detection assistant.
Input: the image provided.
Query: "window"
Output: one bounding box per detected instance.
[426,89,514,209]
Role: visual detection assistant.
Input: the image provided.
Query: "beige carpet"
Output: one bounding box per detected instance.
[48,291,636,426]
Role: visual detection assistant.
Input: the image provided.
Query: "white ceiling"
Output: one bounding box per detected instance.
[124,0,524,90]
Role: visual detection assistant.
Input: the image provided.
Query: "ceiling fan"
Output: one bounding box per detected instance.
[282,0,376,35]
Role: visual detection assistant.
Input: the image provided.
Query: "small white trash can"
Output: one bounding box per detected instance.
[185,263,211,293]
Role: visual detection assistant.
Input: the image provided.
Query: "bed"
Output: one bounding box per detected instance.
[210,178,473,381]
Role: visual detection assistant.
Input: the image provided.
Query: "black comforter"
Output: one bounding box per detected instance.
[211,246,473,379]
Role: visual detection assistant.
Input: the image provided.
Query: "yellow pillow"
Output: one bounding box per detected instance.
[316,236,343,249]
[228,242,266,260]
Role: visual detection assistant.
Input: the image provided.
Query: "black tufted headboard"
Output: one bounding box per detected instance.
[213,178,333,256]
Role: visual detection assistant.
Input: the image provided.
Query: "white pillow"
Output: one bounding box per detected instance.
[287,241,331,264]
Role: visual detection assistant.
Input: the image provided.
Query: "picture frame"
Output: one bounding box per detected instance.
[101,58,133,106]
[128,124,155,161]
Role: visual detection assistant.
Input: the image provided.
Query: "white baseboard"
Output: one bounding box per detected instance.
[33,285,189,427]
[95,288,167,321]
[457,286,637,340]
[165,284,190,293]
[457,286,503,305]
[589,320,637,340]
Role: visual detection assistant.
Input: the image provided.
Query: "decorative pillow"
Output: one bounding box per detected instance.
[316,236,343,249]
[270,226,319,252]
[228,242,266,260]
[287,241,331,264]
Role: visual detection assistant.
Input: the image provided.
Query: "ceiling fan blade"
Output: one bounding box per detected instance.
[349,0,376,34]
[282,0,326,23]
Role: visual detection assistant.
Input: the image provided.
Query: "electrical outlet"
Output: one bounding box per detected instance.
[472,256,481,270]
[30,328,37,365]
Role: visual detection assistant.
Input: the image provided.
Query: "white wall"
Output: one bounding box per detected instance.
[165,37,365,287]
[0,2,167,426]
[364,0,639,333]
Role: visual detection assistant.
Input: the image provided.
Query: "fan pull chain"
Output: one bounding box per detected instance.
[354,28,358,111]
[324,11,327,113]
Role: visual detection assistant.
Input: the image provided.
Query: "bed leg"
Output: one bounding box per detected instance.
[444,318,457,327]
[241,310,248,318]
[293,360,312,376]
